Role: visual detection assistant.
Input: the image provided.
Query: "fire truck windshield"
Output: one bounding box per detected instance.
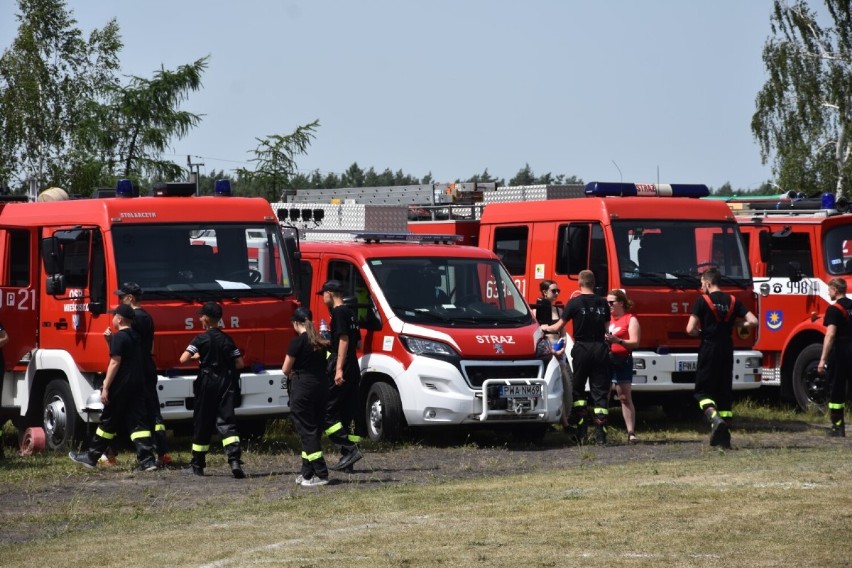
[367,256,533,327]
[613,220,750,287]
[823,224,852,275]
[112,223,292,297]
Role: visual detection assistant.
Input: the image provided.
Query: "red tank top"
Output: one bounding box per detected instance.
[609,312,633,357]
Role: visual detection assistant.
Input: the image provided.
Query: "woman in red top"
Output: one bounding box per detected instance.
[605,289,641,443]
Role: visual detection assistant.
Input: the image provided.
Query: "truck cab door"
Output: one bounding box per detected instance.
[39,226,108,370]
[0,227,39,369]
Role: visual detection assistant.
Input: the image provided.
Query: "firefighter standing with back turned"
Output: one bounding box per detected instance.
[817,277,852,437]
[542,270,612,445]
[180,301,246,478]
[686,267,757,449]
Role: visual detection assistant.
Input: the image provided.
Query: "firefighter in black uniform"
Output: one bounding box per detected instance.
[318,279,363,471]
[180,301,246,478]
[817,277,852,437]
[283,306,331,486]
[542,270,611,445]
[111,282,171,467]
[687,267,757,448]
[69,304,157,471]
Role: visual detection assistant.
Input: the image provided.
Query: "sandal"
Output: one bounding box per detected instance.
[627,432,638,443]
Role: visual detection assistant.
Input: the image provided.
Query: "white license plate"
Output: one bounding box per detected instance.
[678,361,698,372]
[499,384,542,398]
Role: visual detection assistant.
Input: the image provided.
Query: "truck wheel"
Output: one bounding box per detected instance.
[366,382,404,443]
[792,344,829,412]
[43,379,84,451]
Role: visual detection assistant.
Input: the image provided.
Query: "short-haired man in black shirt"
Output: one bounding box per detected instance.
[542,270,611,444]
[687,267,757,448]
[70,304,157,471]
[318,279,363,471]
[817,278,852,437]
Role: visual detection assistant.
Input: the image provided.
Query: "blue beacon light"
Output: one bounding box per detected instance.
[214,179,232,196]
[584,182,710,198]
[115,178,135,198]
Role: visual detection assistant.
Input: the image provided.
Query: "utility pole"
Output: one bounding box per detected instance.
[187,155,205,196]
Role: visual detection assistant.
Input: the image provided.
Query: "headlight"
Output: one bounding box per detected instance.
[399,335,458,357]
[536,337,552,358]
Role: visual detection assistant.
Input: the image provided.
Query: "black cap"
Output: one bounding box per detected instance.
[291,306,313,323]
[197,301,223,320]
[316,279,344,295]
[114,282,142,297]
[110,303,135,320]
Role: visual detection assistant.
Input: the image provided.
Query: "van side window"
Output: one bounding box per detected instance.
[769,233,813,277]
[328,260,380,330]
[1,229,30,287]
[493,226,527,276]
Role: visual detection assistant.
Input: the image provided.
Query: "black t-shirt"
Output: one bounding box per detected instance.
[131,307,155,358]
[823,297,852,338]
[287,332,328,377]
[330,303,359,362]
[109,327,144,389]
[185,328,242,374]
[691,291,748,343]
[561,293,609,342]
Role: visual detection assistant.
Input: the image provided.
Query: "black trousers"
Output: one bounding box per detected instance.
[571,341,612,412]
[142,356,168,455]
[324,354,359,453]
[290,371,329,479]
[87,380,154,465]
[828,337,852,404]
[192,369,240,463]
[693,340,734,414]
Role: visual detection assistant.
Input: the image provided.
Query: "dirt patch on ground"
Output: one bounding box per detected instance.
[0,417,847,546]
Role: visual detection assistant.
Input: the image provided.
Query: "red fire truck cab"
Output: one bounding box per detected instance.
[0,181,298,451]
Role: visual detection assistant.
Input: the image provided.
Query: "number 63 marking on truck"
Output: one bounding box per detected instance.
[4,289,36,310]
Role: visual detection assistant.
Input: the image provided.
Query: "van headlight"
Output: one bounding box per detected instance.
[399,335,458,357]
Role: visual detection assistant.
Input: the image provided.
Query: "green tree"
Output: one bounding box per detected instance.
[76,57,208,187]
[0,0,121,192]
[236,119,320,201]
[715,182,735,196]
[752,0,852,197]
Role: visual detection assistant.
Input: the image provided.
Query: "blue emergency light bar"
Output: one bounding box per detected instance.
[214,179,232,196]
[355,232,462,244]
[585,182,710,198]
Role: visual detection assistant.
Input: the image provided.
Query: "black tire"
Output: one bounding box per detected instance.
[365,382,404,443]
[792,343,829,412]
[42,379,84,451]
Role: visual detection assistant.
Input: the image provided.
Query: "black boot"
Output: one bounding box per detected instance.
[224,442,245,478]
[829,409,846,437]
[704,406,729,447]
[184,451,206,476]
[566,407,589,444]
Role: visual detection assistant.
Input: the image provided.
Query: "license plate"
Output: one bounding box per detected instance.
[499,384,542,398]
[678,361,697,372]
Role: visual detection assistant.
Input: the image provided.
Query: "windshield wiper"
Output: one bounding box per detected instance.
[669,272,702,286]
[635,271,684,290]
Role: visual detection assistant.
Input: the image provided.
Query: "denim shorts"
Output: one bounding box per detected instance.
[611,353,634,384]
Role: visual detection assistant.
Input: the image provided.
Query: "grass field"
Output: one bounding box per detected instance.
[0,400,849,567]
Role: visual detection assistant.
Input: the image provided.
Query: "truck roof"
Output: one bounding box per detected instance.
[300,240,499,260]
[0,196,278,227]
[479,196,735,224]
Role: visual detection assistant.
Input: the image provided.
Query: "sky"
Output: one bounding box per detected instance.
[2,1,783,191]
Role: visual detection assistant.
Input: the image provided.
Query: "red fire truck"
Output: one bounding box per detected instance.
[408,182,763,414]
[727,195,852,410]
[0,180,298,452]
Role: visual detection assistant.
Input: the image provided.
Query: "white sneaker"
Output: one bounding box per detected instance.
[294,475,305,485]
[300,476,329,487]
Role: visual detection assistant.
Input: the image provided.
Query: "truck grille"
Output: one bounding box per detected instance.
[462,364,542,388]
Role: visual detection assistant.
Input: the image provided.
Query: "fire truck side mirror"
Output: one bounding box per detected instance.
[758,231,771,264]
[40,236,63,275]
[45,274,66,296]
[88,301,106,315]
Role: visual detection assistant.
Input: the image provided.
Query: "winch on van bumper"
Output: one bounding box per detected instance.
[396,357,561,426]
